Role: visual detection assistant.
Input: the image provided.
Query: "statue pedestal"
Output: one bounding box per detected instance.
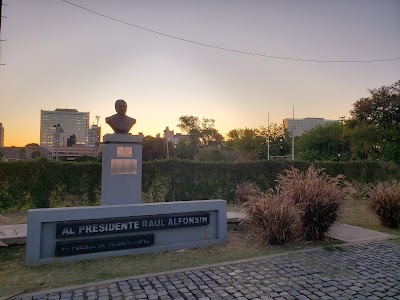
[101,134,142,205]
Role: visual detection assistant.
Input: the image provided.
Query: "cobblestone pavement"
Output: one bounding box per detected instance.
[12,240,400,300]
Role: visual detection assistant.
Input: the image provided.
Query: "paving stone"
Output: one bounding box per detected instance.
[11,240,400,300]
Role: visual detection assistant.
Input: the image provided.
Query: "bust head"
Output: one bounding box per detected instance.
[105,99,136,134]
[115,99,127,116]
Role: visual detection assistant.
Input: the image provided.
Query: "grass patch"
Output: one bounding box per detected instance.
[340,194,400,236]
[0,224,338,297]
[324,245,345,252]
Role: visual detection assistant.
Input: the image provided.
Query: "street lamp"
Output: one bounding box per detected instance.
[53,124,63,161]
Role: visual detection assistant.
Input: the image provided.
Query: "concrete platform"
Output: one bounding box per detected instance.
[327,222,395,242]
[227,211,247,223]
[0,224,27,245]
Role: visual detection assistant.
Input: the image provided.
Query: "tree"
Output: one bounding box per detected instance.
[142,136,168,161]
[31,150,42,159]
[348,80,400,129]
[345,80,400,162]
[25,143,39,147]
[173,139,196,160]
[342,124,381,161]
[295,122,349,161]
[226,124,290,161]
[177,115,201,147]
[177,115,224,158]
[260,124,291,158]
[67,135,77,147]
[195,147,232,162]
[226,128,264,155]
[200,118,224,146]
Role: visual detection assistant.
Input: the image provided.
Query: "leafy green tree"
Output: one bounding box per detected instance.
[177,115,202,148]
[226,124,290,161]
[345,80,400,162]
[142,136,169,161]
[200,118,224,146]
[177,115,224,158]
[260,124,291,158]
[31,150,42,159]
[382,128,400,163]
[173,139,196,160]
[195,146,232,162]
[348,80,399,129]
[342,124,381,161]
[226,128,264,155]
[295,122,348,161]
[177,116,224,147]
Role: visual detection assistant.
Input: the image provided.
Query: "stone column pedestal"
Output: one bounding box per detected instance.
[101,134,142,205]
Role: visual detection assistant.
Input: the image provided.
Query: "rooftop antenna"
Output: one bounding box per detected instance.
[95,115,100,126]
[0,0,7,66]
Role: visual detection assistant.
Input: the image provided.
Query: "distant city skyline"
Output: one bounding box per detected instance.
[1,0,399,146]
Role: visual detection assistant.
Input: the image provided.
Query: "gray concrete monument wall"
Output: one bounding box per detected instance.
[101,134,142,205]
[25,200,227,265]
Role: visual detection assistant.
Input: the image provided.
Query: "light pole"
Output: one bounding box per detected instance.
[267,112,270,160]
[164,127,170,159]
[53,124,63,161]
[291,106,295,160]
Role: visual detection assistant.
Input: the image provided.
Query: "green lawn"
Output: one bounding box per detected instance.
[340,195,400,236]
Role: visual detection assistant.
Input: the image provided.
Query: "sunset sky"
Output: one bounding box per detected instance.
[0,0,399,146]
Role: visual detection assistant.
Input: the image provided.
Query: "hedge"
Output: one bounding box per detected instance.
[0,158,399,211]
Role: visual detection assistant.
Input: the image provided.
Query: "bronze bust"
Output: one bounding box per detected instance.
[105,99,136,134]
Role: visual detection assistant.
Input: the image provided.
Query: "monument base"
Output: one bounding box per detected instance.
[101,134,142,205]
[25,200,227,265]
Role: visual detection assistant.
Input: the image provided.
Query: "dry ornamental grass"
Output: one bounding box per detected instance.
[240,166,355,244]
[365,180,400,228]
[276,166,355,241]
[235,182,261,204]
[241,192,301,245]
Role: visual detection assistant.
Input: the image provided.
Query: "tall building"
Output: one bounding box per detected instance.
[163,127,190,145]
[40,109,89,149]
[0,123,4,147]
[283,117,337,137]
[163,126,175,142]
[88,124,101,147]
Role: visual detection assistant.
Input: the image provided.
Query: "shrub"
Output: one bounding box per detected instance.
[1,159,399,211]
[365,181,400,228]
[276,166,354,240]
[235,182,261,204]
[241,193,301,245]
